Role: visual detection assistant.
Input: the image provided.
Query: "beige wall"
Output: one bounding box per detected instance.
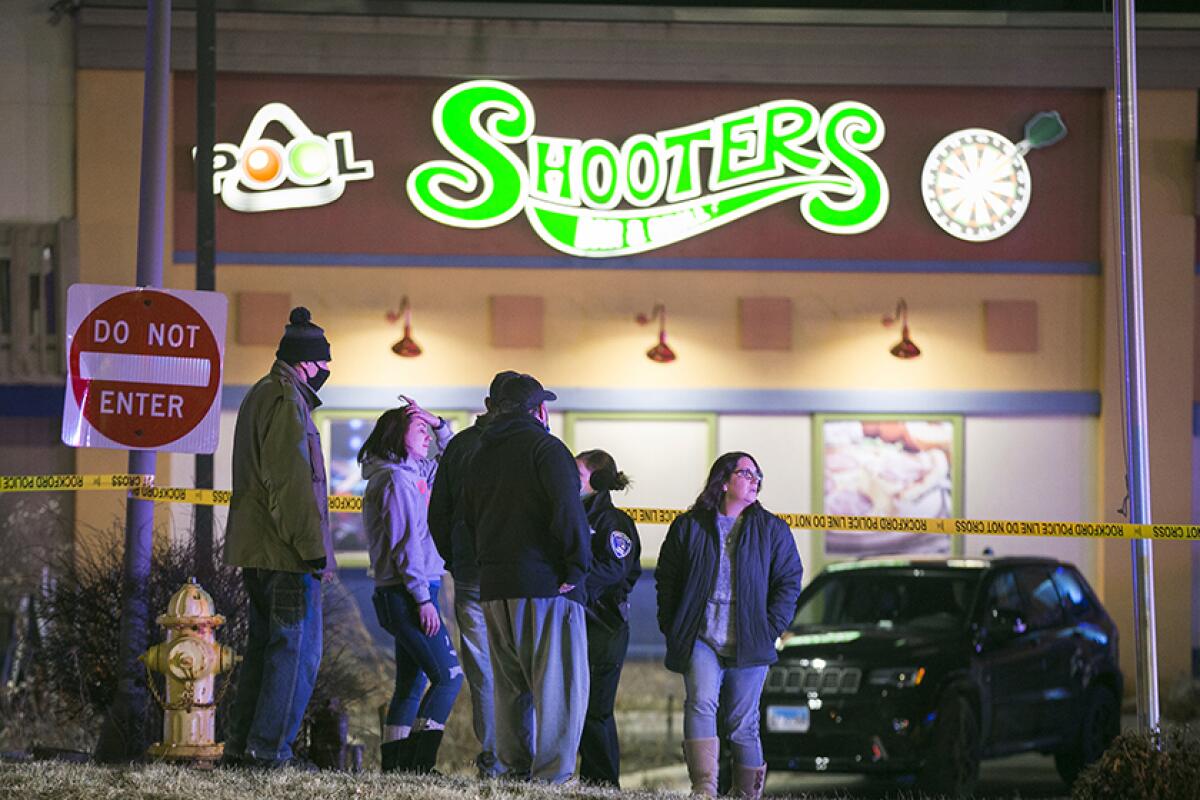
[1099,90,1197,693]
[74,69,177,547]
[75,69,1199,695]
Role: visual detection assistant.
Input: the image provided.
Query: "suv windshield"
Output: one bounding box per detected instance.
[793,569,979,632]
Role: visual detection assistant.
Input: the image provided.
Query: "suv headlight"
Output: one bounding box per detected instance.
[867,666,926,688]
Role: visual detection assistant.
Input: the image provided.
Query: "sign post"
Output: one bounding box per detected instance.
[62,284,226,454]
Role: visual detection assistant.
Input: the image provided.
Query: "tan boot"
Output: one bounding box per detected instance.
[682,737,719,797]
[731,763,767,800]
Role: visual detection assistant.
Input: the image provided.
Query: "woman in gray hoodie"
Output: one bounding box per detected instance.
[359,397,460,773]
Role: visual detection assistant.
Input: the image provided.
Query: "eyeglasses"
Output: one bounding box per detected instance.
[731,468,763,482]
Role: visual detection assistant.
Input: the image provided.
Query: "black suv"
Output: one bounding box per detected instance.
[760,556,1122,797]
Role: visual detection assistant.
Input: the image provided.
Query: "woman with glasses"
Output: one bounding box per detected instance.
[360,395,461,773]
[655,452,804,799]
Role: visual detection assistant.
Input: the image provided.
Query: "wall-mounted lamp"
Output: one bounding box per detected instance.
[882,299,921,359]
[385,296,422,357]
[635,303,676,363]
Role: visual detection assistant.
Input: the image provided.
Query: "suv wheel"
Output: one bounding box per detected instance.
[917,692,980,798]
[1054,684,1120,786]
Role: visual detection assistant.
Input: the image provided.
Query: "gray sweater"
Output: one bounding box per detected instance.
[360,422,453,602]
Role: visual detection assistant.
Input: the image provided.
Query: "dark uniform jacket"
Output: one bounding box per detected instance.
[655,503,804,673]
[583,490,642,631]
[463,412,592,605]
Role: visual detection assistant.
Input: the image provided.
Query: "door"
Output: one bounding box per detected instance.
[976,568,1044,749]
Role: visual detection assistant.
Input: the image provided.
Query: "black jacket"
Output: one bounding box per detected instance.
[463,412,592,605]
[583,490,642,631]
[428,415,488,591]
[655,504,804,673]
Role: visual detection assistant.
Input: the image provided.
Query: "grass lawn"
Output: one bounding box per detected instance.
[0,763,675,800]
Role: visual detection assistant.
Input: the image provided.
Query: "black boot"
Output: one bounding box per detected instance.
[409,730,444,774]
[381,738,414,773]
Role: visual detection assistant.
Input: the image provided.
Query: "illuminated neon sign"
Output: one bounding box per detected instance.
[407,81,889,257]
[204,103,374,213]
[921,111,1066,242]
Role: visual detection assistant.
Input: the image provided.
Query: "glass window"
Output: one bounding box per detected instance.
[1050,566,1093,618]
[1015,566,1066,630]
[981,570,1024,620]
[792,570,977,631]
[0,254,10,336]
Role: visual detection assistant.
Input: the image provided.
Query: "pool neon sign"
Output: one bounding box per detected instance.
[406,81,889,257]
[205,103,374,213]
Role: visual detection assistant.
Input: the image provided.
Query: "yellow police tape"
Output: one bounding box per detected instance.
[6,473,1200,541]
[0,473,154,492]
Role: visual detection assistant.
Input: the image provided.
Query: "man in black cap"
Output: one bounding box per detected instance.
[223,306,334,768]
[428,370,519,777]
[463,374,592,783]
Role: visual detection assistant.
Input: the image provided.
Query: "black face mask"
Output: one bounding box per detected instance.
[306,367,330,392]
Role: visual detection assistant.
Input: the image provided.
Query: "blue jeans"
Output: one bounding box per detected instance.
[683,639,769,767]
[226,568,322,763]
[373,584,464,728]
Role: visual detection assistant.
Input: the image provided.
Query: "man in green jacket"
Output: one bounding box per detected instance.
[223,306,334,768]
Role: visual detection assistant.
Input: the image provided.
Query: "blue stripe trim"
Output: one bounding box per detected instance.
[222,385,1100,416]
[1194,402,1200,436]
[176,250,1099,275]
[0,385,63,418]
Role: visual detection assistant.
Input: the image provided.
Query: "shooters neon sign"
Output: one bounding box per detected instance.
[407,81,889,257]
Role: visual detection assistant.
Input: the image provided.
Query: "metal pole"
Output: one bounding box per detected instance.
[94,0,170,762]
[194,0,216,581]
[1113,0,1160,733]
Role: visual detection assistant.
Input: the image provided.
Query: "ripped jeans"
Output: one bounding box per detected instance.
[373,583,464,728]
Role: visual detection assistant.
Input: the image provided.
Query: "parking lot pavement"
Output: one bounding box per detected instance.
[624,751,1069,799]
[764,751,1069,798]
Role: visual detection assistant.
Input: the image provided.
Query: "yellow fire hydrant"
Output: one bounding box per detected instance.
[140,578,240,763]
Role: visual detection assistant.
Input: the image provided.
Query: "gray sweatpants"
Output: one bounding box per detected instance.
[454,586,499,774]
[482,596,589,783]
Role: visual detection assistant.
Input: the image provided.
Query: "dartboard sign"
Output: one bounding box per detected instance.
[62,284,227,453]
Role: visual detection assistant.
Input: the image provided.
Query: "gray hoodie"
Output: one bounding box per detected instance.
[361,423,453,602]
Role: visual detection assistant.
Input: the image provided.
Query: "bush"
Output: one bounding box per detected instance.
[4,530,386,758]
[1072,726,1200,800]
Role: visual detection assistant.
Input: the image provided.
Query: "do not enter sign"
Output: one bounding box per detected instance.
[62,284,228,453]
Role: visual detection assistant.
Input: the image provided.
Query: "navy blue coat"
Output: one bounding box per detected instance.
[655,504,804,673]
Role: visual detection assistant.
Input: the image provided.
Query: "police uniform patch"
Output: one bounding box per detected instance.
[608,530,633,559]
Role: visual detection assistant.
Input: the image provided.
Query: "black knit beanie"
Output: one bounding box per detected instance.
[276,307,332,364]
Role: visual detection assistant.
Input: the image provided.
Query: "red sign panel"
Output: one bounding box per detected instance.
[63,285,227,452]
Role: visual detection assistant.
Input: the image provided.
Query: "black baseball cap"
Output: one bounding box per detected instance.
[495,374,557,412]
[488,370,521,400]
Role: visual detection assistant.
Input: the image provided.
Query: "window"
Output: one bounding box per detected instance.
[0,223,68,379]
[1015,566,1066,631]
[1050,566,1093,618]
[982,570,1024,619]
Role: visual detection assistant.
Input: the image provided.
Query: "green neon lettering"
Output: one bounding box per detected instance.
[405,80,534,228]
[712,110,763,188]
[762,101,825,175]
[621,135,666,207]
[658,123,713,201]
[528,136,579,205]
[578,139,622,209]
[802,101,889,235]
[408,82,891,255]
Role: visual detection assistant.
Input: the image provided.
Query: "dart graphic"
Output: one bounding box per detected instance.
[921,111,1067,242]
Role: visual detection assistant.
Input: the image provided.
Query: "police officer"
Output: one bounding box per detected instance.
[575,449,642,787]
